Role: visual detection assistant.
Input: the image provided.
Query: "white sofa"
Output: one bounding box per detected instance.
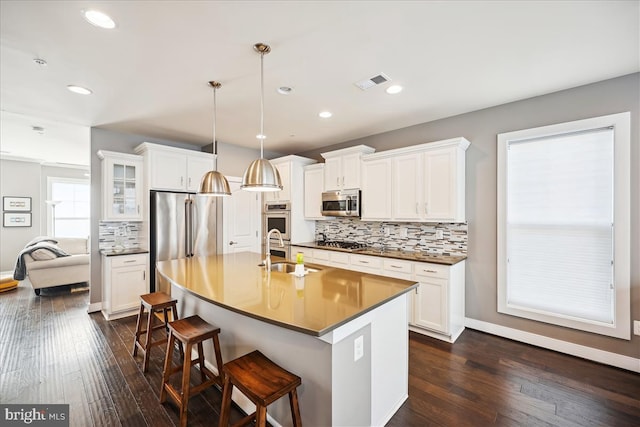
[23,237,90,295]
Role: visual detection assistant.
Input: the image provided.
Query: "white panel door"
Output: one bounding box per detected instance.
[413,279,448,334]
[111,265,147,312]
[341,152,362,190]
[304,166,324,219]
[223,178,261,253]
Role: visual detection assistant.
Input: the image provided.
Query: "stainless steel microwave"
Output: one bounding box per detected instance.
[321,190,360,217]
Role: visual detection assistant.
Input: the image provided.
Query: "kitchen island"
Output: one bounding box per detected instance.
[156,251,418,427]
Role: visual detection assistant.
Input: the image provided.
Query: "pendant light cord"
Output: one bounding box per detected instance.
[260,51,265,159]
[213,84,218,170]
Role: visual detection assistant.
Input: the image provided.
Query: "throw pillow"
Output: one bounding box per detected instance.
[30,248,58,260]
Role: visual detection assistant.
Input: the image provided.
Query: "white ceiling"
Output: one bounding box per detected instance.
[1,1,638,166]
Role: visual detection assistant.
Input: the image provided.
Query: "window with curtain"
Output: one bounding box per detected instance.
[497,112,630,340]
[48,178,90,238]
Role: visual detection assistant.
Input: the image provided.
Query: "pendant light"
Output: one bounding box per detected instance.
[199,81,231,196]
[241,43,283,192]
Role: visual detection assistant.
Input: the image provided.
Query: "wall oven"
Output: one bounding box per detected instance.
[263,201,291,242]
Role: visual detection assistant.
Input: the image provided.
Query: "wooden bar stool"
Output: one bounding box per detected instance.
[218,350,302,427]
[132,292,179,373]
[160,315,224,427]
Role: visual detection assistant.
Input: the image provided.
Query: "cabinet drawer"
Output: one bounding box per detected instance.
[312,249,330,261]
[110,254,147,268]
[414,262,449,280]
[329,251,350,265]
[350,254,382,269]
[383,259,413,275]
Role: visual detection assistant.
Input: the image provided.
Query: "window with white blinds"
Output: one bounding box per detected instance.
[497,112,631,340]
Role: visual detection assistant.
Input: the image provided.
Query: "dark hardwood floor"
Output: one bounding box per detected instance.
[1,282,638,426]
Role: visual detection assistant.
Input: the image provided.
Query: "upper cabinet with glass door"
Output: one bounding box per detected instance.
[97,150,144,221]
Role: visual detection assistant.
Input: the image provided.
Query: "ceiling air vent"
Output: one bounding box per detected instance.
[354,73,391,90]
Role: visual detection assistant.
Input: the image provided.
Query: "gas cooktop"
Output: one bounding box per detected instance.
[316,241,368,250]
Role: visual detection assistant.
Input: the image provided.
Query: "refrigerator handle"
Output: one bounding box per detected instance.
[185,198,192,257]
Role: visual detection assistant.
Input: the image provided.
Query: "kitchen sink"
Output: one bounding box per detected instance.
[258,262,321,274]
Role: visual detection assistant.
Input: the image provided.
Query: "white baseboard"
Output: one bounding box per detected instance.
[87,302,102,313]
[465,317,640,373]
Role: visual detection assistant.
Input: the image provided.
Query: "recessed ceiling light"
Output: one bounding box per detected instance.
[82,9,116,29]
[319,111,333,118]
[67,85,93,95]
[277,86,293,95]
[386,85,403,95]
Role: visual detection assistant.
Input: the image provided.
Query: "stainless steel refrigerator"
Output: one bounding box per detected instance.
[150,191,221,294]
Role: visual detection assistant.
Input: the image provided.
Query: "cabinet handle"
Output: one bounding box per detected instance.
[336,176,339,186]
[137,205,140,214]
[143,271,145,280]
[188,177,192,187]
[229,241,238,245]
[124,260,136,263]
[423,269,437,273]
[359,260,369,264]
[181,176,184,186]
[424,203,428,214]
[342,176,345,186]
[415,203,419,214]
[390,265,402,268]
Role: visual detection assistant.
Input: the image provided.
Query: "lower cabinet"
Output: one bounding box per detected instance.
[102,253,149,320]
[410,260,465,343]
[290,246,466,342]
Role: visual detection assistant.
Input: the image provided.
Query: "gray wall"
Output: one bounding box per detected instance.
[0,160,89,271]
[89,128,261,305]
[0,160,42,271]
[299,72,640,359]
[202,141,283,177]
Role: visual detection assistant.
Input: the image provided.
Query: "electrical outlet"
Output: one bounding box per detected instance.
[399,227,408,238]
[354,335,364,361]
[634,320,640,336]
[435,230,444,240]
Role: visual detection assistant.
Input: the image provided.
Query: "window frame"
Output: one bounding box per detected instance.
[47,176,90,238]
[497,112,631,340]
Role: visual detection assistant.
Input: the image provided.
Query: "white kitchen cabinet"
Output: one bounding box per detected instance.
[303,163,326,220]
[361,157,392,220]
[349,253,383,275]
[265,156,316,203]
[410,260,465,342]
[363,137,470,222]
[101,252,148,320]
[97,150,144,221]
[321,145,375,191]
[265,162,291,202]
[134,142,215,192]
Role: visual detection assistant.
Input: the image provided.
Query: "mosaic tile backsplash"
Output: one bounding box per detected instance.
[315,218,467,255]
[99,221,142,250]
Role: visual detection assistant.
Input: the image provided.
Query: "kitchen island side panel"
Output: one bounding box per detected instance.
[172,283,332,426]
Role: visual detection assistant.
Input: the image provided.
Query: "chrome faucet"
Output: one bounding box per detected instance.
[265,228,284,271]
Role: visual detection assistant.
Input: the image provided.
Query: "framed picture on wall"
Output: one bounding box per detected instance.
[3,196,32,212]
[3,212,32,227]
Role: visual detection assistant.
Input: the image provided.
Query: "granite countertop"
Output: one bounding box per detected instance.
[293,242,467,265]
[100,248,149,257]
[156,252,417,337]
